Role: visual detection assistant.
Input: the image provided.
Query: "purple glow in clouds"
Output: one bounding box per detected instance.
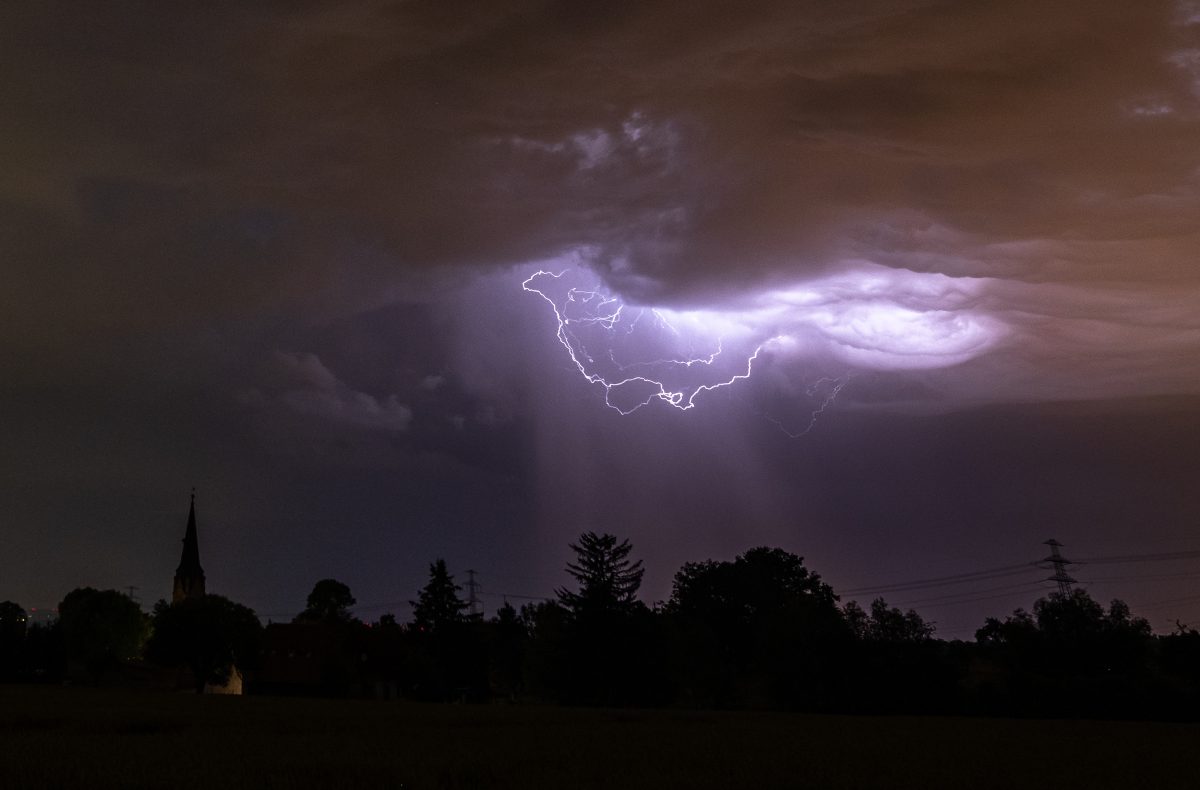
[524,260,1005,423]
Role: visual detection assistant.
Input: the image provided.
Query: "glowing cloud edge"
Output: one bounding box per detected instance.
[522,263,1006,427]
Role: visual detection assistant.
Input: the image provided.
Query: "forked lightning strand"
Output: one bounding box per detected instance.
[764,377,849,438]
[524,270,781,416]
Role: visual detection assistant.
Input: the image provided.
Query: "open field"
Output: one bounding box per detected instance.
[1,686,1197,789]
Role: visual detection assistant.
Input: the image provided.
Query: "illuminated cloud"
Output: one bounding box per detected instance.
[3,1,1200,412]
[523,260,1005,416]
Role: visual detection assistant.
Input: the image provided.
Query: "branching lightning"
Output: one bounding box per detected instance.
[522,270,774,415]
[522,262,1002,435]
[762,377,849,438]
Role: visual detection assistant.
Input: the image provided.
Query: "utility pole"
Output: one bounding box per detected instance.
[124,585,140,604]
[465,569,482,618]
[1042,539,1076,595]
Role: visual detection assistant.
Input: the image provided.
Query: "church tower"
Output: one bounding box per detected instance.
[173,491,207,603]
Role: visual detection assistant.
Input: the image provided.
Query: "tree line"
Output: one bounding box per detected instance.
[2,533,1199,718]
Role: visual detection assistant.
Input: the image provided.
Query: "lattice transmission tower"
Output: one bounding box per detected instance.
[465,569,482,618]
[1042,539,1077,595]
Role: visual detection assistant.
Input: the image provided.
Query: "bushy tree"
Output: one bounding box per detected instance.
[845,598,935,642]
[974,589,1153,716]
[976,608,1037,647]
[668,547,842,637]
[57,588,148,681]
[1160,622,1200,690]
[22,622,64,682]
[296,579,358,624]
[666,547,848,708]
[147,595,263,692]
[0,601,26,638]
[0,601,27,679]
[489,601,528,699]
[1038,591,1150,675]
[976,589,1150,676]
[842,597,947,714]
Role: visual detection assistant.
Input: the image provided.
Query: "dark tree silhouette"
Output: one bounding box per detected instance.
[845,598,935,642]
[0,601,26,640]
[296,579,358,624]
[549,534,661,706]
[0,601,27,680]
[20,538,1197,717]
[974,589,1154,716]
[669,547,841,625]
[404,560,487,702]
[21,621,64,682]
[666,547,848,708]
[57,588,147,681]
[977,589,1151,667]
[557,532,644,618]
[841,597,947,714]
[489,601,528,699]
[411,559,467,633]
[1161,622,1200,691]
[147,595,263,693]
[516,600,569,699]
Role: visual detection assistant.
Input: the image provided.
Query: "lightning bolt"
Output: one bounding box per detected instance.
[760,376,849,438]
[522,270,773,414]
[522,269,845,436]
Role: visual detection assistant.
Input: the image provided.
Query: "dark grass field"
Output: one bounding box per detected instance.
[1,686,1197,789]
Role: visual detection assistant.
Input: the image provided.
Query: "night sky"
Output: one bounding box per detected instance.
[4,2,1200,639]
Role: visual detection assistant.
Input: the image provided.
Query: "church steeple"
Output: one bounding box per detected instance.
[173,490,206,603]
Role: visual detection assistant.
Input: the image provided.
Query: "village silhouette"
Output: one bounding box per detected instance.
[2,493,1199,721]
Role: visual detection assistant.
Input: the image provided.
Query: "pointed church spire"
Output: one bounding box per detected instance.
[173,489,207,603]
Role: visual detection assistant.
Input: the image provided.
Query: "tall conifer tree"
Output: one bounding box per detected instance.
[411,559,468,633]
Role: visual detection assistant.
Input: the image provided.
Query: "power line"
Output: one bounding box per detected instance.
[1076,549,1200,565]
[841,563,1035,596]
[842,546,1200,599]
[479,591,554,602]
[896,583,1053,610]
[1130,592,1200,612]
[891,579,1048,608]
[1083,569,1200,584]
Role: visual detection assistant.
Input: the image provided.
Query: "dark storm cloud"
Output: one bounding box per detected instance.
[4,1,1200,626]
[4,0,1199,404]
[241,351,412,433]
